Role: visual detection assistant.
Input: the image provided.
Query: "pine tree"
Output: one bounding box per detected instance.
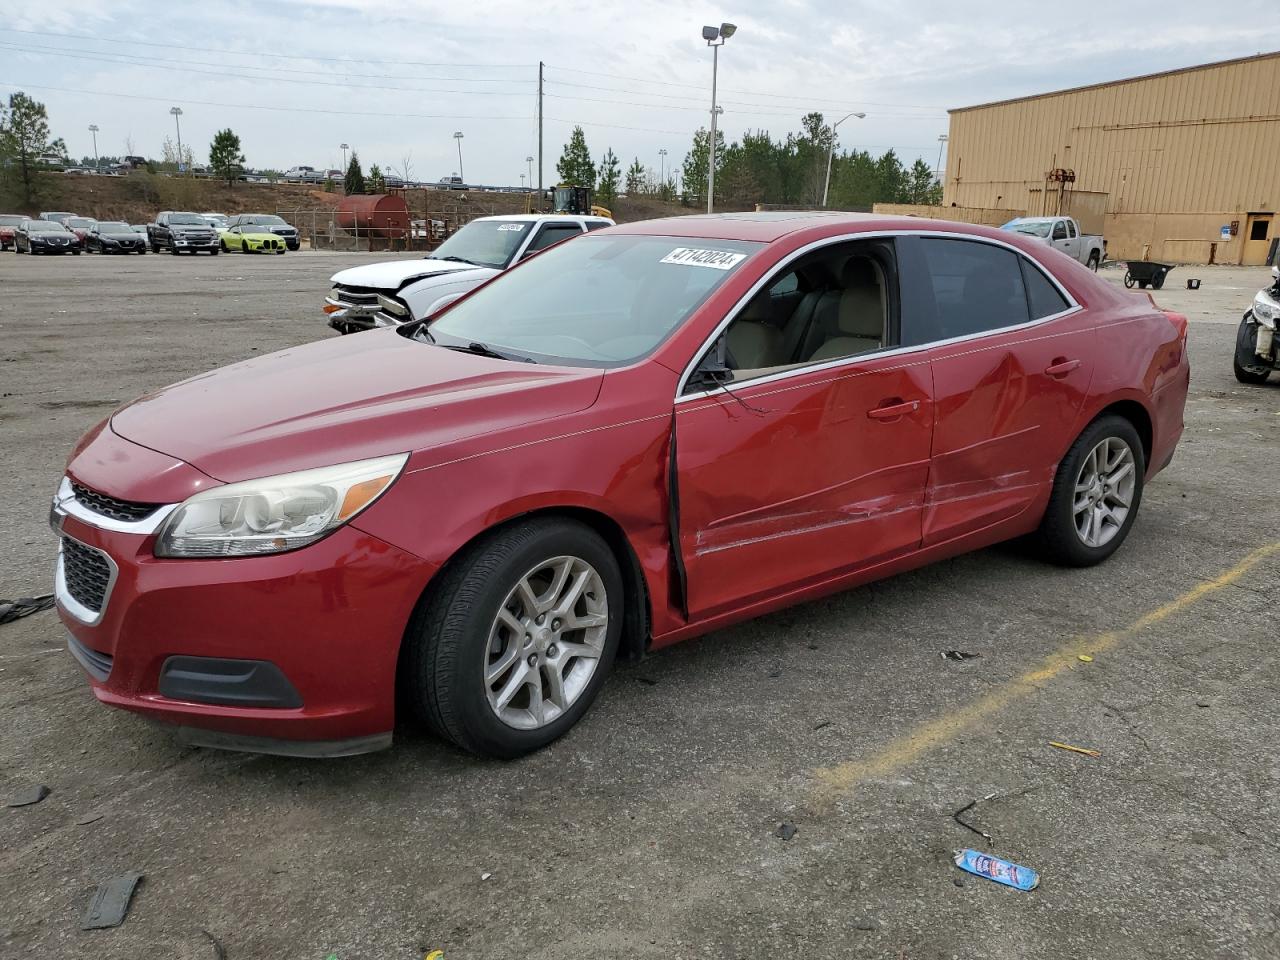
[556,126,595,187]
[625,158,645,196]
[344,153,366,194]
[597,148,621,207]
[208,128,245,187]
[0,91,55,202]
[368,164,386,193]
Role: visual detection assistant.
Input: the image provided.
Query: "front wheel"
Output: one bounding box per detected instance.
[1036,415,1145,567]
[1086,251,1100,271]
[1234,318,1272,384]
[402,518,623,757]
[1123,271,1135,288]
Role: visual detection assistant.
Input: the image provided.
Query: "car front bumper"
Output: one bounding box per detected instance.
[51,484,434,755]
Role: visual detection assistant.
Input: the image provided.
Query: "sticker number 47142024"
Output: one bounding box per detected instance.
[661,247,747,270]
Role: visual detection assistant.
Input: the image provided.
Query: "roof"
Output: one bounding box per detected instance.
[608,211,928,243]
[950,49,1280,114]
[473,213,612,223]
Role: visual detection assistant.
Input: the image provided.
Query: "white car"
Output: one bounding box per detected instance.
[325,214,614,334]
[1002,216,1106,270]
[202,212,230,234]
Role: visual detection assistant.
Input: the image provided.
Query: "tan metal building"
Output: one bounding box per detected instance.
[943,52,1280,264]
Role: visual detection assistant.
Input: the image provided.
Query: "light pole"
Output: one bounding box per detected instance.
[340,142,349,171]
[453,131,465,182]
[821,111,866,207]
[520,173,526,191]
[169,106,184,174]
[525,155,534,188]
[701,22,736,214]
[658,147,667,189]
[88,124,99,173]
[935,133,949,182]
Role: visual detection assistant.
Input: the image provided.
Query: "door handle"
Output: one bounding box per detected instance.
[867,399,920,421]
[1045,358,1082,378]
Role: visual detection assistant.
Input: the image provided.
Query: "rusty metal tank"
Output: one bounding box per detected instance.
[335,194,411,239]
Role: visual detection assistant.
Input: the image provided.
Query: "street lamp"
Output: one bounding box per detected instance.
[340,142,349,172]
[935,133,949,181]
[88,124,100,173]
[525,155,534,187]
[821,111,866,208]
[701,22,736,214]
[169,106,184,174]
[658,147,668,187]
[520,173,526,191]
[453,131,465,182]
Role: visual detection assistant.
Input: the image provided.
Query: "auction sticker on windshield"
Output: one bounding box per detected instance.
[660,247,747,270]
[497,224,526,231]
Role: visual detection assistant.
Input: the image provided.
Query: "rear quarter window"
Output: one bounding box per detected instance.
[1020,258,1071,319]
[920,238,1030,339]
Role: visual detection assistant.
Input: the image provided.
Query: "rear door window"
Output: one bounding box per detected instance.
[1020,258,1071,319]
[918,238,1030,340]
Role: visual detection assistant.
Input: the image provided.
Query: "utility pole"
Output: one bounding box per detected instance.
[88,124,99,173]
[537,61,544,193]
[169,107,184,174]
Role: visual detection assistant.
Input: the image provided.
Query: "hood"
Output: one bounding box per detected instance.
[330,257,481,291]
[99,231,142,241]
[109,330,604,483]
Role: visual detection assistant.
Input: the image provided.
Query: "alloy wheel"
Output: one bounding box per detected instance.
[1073,436,1136,548]
[484,555,609,730]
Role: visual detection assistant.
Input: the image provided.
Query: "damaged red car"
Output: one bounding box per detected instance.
[51,213,1190,758]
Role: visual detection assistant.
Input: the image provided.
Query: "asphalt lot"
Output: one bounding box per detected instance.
[1,251,1278,960]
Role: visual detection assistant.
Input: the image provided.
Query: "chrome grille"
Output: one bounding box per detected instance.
[333,285,381,308]
[61,538,112,614]
[71,482,159,523]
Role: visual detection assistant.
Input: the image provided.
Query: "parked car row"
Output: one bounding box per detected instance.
[0,209,301,256]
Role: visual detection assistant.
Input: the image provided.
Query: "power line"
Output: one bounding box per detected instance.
[547,77,942,115]
[0,41,533,96]
[0,80,535,122]
[544,63,946,111]
[545,92,944,122]
[0,26,530,69]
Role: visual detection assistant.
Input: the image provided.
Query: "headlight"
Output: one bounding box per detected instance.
[376,294,408,316]
[1253,291,1279,329]
[154,453,408,558]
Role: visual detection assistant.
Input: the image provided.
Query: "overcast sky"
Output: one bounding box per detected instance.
[4,1,1279,187]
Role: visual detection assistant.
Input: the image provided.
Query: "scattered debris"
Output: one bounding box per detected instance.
[952,877,965,888]
[951,793,997,846]
[1077,654,1094,663]
[81,872,143,930]
[480,872,492,881]
[1048,741,1101,759]
[941,650,981,661]
[6,784,50,808]
[852,918,880,932]
[812,720,832,731]
[1196,701,1211,709]
[0,594,55,625]
[953,849,1039,891]
[76,811,105,826]
[774,821,797,841]
[424,951,445,960]
[201,929,227,960]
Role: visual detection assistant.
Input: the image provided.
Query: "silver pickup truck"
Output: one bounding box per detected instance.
[1002,216,1105,270]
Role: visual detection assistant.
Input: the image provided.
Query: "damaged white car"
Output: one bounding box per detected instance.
[324,214,613,334]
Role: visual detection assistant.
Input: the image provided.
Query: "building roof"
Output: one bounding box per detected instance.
[950,49,1280,114]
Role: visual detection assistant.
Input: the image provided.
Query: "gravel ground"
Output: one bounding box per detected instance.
[0,251,1277,960]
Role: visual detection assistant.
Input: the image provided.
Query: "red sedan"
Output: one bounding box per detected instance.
[51,213,1189,758]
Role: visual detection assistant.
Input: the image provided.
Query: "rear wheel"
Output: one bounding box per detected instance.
[1123,271,1135,288]
[1086,251,1100,271]
[402,518,622,758]
[1036,415,1145,567]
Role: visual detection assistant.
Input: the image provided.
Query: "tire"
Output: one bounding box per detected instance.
[138,247,146,255]
[210,247,219,256]
[220,240,228,252]
[73,249,81,255]
[170,243,181,255]
[1234,317,1272,384]
[402,517,623,758]
[1123,271,1134,288]
[242,240,250,254]
[1086,251,1100,271]
[1035,414,1145,567]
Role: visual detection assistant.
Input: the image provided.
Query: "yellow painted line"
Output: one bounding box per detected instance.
[812,540,1280,807]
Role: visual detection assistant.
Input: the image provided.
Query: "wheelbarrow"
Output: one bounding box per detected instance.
[1122,260,1174,290]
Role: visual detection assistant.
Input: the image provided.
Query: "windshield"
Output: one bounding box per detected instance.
[97,222,130,231]
[28,221,68,232]
[249,215,287,226]
[1008,220,1053,238]
[0,215,24,226]
[169,213,208,225]
[66,218,94,228]
[428,220,537,269]
[427,234,762,366]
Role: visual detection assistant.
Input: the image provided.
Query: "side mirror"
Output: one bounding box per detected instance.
[688,336,732,391]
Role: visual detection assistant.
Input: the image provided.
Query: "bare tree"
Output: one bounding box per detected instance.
[396,150,414,185]
[124,133,136,157]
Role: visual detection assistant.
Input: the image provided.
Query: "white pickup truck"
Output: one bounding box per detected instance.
[325,213,613,334]
[1002,216,1105,270]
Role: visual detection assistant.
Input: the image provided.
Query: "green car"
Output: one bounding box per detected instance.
[221,224,288,254]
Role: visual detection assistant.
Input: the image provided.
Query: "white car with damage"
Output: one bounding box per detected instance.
[1001,216,1105,270]
[325,214,613,334]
